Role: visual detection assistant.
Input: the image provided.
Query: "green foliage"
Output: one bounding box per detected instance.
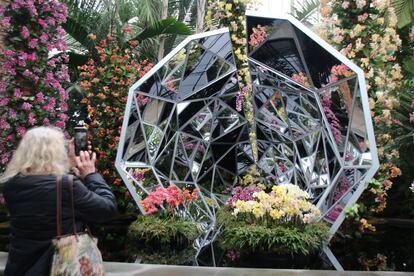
[132,17,192,42]
[217,209,329,256]
[344,204,361,220]
[127,215,199,264]
[62,0,192,66]
[291,0,320,25]
[129,247,195,265]
[127,215,199,249]
[391,0,414,28]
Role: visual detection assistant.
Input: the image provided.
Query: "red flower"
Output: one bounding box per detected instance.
[122,25,133,34]
[129,40,139,47]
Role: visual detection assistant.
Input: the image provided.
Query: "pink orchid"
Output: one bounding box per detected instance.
[20,26,30,39]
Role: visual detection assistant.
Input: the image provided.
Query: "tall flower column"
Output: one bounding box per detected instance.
[320,0,402,227]
[77,34,152,210]
[206,0,257,158]
[0,0,69,172]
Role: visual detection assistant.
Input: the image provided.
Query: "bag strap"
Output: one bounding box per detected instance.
[56,176,62,237]
[67,174,78,236]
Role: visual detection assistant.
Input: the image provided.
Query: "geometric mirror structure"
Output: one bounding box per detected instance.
[246,12,379,270]
[115,28,254,265]
[116,13,378,270]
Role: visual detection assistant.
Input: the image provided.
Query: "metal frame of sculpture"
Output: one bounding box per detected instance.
[115,28,254,266]
[115,13,379,270]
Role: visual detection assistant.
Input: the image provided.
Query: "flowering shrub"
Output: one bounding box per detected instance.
[227,185,261,208]
[320,0,403,220]
[0,0,69,171]
[249,25,268,48]
[141,185,199,215]
[229,184,321,224]
[77,34,152,210]
[127,184,200,264]
[206,0,257,158]
[218,183,328,256]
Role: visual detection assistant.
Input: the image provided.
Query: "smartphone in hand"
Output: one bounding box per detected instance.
[74,127,88,156]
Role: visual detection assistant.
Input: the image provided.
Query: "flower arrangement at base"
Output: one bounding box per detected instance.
[217,184,329,267]
[126,185,200,265]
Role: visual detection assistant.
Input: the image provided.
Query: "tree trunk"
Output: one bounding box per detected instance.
[196,0,207,33]
[157,0,169,61]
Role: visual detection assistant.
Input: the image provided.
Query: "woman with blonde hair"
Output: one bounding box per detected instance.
[0,126,117,276]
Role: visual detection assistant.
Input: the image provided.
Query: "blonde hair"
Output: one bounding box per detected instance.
[0,126,69,183]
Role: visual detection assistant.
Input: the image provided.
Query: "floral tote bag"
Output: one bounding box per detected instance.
[50,175,104,276]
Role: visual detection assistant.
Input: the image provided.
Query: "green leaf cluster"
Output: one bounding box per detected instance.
[217,209,329,256]
[129,247,195,265]
[127,215,199,250]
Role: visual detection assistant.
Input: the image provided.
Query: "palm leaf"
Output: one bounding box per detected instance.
[391,0,414,28]
[131,17,191,42]
[292,0,320,26]
[135,0,162,27]
[63,17,97,55]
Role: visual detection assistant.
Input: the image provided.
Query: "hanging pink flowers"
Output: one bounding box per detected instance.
[0,0,69,173]
[410,26,414,42]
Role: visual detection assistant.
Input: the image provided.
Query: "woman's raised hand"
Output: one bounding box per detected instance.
[72,150,97,179]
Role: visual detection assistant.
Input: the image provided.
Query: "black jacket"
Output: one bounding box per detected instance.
[3,173,117,276]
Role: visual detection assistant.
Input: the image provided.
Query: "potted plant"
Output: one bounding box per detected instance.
[218,182,329,268]
[127,185,200,265]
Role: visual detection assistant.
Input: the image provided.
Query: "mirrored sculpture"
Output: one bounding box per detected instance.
[115,29,254,265]
[116,13,379,270]
[246,12,379,270]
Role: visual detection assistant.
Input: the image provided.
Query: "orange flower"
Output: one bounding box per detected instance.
[192,188,199,200]
[183,189,191,201]
[128,77,135,85]
[96,93,106,100]
[80,98,89,104]
[359,218,376,232]
[390,166,401,178]
[80,80,92,90]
